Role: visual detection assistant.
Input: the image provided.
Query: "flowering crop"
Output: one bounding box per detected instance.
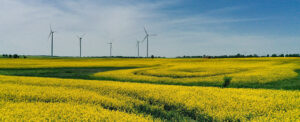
[94,58,300,88]
[0,57,299,121]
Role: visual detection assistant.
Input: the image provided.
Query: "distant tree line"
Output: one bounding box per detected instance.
[2,54,27,58]
[176,53,300,58]
[2,53,299,59]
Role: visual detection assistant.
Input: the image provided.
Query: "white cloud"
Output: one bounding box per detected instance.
[0,0,298,57]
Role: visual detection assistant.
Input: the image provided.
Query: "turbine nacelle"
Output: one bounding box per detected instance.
[77,34,86,40]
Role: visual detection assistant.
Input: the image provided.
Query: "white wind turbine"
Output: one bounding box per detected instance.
[142,26,156,57]
[107,41,113,57]
[77,34,86,57]
[48,25,55,56]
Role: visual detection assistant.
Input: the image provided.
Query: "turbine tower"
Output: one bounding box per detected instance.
[77,34,86,57]
[142,27,156,57]
[136,40,141,57]
[108,42,112,57]
[48,25,55,57]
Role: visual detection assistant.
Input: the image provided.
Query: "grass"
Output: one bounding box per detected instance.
[0,67,133,80]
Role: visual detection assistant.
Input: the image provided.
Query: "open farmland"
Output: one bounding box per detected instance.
[0,57,299,121]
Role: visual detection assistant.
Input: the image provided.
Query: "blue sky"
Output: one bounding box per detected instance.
[0,0,300,57]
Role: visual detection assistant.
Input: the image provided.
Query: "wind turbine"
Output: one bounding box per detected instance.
[142,26,156,57]
[77,34,86,57]
[48,25,55,56]
[107,41,113,57]
[136,40,141,57]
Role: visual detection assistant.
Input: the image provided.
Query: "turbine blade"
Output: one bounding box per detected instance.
[141,35,147,43]
[144,27,148,35]
[48,32,52,39]
[150,34,157,36]
[81,33,86,37]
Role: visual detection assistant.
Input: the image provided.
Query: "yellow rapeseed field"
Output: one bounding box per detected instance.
[93,58,300,87]
[0,57,299,121]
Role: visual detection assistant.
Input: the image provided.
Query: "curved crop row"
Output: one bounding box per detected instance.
[93,60,299,87]
[0,75,299,121]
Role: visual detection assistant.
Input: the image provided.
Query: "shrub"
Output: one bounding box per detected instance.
[223,76,232,88]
